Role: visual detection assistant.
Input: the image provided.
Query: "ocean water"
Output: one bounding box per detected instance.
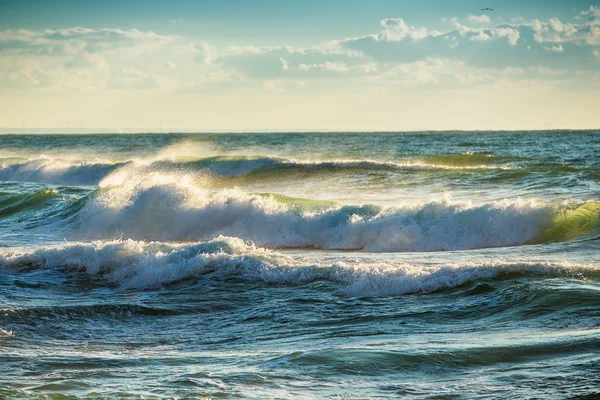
[0,131,599,399]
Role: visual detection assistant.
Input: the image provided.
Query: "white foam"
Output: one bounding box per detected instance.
[0,237,596,295]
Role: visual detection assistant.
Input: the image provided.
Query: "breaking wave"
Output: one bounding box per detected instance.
[72,167,600,251]
[0,237,597,296]
[2,164,599,252]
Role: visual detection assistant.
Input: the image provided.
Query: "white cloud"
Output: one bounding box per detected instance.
[359,62,378,73]
[0,27,175,56]
[378,18,440,41]
[298,61,350,72]
[1,6,598,97]
[195,41,216,65]
[279,57,289,71]
[545,44,564,52]
[455,24,520,45]
[470,31,491,41]
[532,6,600,45]
[532,66,566,76]
[468,14,491,24]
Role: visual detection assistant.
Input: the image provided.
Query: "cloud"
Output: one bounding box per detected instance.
[195,41,216,65]
[545,44,564,52]
[470,31,491,41]
[468,14,491,24]
[279,57,290,71]
[1,6,598,96]
[531,6,600,45]
[197,9,599,86]
[0,27,175,56]
[298,61,350,72]
[454,24,520,45]
[379,18,438,41]
[0,27,179,92]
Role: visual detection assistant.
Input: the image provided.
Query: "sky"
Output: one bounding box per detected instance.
[1,0,599,131]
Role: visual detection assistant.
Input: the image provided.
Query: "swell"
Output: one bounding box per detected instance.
[0,159,128,186]
[0,188,92,226]
[3,154,599,188]
[1,304,176,327]
[172,155,513,176]
[280,334,600,372]
[420,153,524,167]
[0,155,515,186]
[0,237,598,296]
[0,189,61,218]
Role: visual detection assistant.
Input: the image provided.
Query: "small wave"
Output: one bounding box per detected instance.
[0,189,61,218]
[169,156,513,178]
[0,159,127,186]
[0,186,93,232]
[0,237,597,296]
[419,153,524,167]
[1,304,175,326]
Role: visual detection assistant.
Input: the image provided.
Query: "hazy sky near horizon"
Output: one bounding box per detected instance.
[1,0,599,131]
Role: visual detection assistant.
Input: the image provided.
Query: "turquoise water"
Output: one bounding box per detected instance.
[1,131,599,398]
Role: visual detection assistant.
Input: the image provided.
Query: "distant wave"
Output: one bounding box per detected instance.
[5,154,597,187]
[170,156,514,177]
[0,158,127,186]
[0,155,515,186]
[1,236,597,295]
[419,153,525,167]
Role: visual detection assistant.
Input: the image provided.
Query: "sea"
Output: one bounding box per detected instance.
[0,131,599,399]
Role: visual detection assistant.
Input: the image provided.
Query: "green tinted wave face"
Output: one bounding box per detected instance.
[533,202,600,244]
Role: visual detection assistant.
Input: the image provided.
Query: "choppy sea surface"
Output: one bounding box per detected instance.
[0,131,599,399]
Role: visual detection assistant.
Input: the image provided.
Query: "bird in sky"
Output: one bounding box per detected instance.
[481,7,494,11]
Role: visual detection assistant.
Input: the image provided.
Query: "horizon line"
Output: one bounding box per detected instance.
[1,128,599,134]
